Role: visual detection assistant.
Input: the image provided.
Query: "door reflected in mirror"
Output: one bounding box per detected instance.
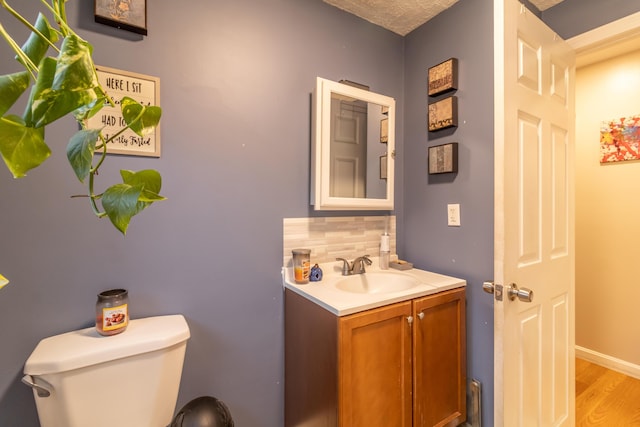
[312,77,395,210]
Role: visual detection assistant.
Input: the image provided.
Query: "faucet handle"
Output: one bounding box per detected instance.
[335,258,351,276]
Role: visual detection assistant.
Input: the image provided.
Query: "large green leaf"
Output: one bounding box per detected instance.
[66,129,99,182]
[0,71,30,117]
[29,35,100,127]
[121,97,162,136]
[52,35,97,92]
[24,56,56,126]
[101,170,166,234]
[120,169,165,200]
[32,84,100,128]
[73,87,107,121]
[18,13,59,68]
[101,183,143,235]
[0,115,50,178]
[119,169,166,217]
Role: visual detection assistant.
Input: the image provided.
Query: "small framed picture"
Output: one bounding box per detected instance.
[428,96,458,132]
[95,0,148,35]
[380,154,388,179]
[380,118,388,143]
[428,58,458,96]
[428,143,458,174]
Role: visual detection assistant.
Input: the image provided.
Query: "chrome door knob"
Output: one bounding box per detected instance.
[484,281,532,302]
[507,283,534,303]
[482,281,495,294]
[483,281,504,301]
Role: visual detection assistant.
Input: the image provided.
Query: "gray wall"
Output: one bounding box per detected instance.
[2,0,640,426]
[402,2,495,425]
[542,0,640,39]
[0,1,403,426]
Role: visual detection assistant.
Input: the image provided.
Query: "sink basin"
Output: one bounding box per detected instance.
[334,272,419,294]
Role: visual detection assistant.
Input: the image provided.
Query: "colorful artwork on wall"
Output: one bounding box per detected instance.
[600,116,640,163]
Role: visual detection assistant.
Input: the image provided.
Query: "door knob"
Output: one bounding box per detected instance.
[482,281,495,294]
[507,283,534,303]
[483,281,503,301]
[484,281,533,302]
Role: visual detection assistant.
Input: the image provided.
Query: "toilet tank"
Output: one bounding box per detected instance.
[23,315,190,427]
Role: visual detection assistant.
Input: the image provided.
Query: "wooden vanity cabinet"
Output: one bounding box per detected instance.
[413,288,467,427]
[285,287,466,427]
[338,300,413,426]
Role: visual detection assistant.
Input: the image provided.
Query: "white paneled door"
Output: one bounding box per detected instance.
[493,0,576,425]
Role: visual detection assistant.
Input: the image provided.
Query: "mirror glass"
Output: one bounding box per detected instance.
[311,77,395,210]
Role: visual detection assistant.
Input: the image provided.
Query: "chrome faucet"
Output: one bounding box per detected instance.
[336,255,372,275]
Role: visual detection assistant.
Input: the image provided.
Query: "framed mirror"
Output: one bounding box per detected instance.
[311,77,395,210]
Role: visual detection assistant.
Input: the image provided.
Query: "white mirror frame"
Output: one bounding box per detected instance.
[311,77,396,210]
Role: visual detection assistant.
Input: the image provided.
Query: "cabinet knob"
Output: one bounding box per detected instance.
[417,312,425,320]
[407,316,413,325]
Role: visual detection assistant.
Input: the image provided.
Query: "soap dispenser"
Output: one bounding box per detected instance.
[380,233,390,270]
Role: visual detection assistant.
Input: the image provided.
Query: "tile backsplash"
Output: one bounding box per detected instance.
[283,216,396,267]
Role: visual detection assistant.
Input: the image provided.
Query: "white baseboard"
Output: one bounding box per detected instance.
[576,346,640,380]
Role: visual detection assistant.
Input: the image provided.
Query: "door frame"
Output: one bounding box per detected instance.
[565,12,640,378]
[567,11,640,67]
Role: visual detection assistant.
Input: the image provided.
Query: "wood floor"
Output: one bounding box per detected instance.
[576,358,640,426]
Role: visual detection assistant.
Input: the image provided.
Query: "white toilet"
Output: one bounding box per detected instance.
[23,314,190,427]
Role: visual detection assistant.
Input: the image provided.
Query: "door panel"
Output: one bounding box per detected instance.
[517,306,542,424]
[494,0,575,425]
[338,301,412,427]
[413,288,466,427]
[330,98,366,198]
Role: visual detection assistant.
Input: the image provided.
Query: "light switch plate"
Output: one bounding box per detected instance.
[447,204,461,226]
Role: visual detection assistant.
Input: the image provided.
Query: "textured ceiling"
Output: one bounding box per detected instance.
[324,0,567,35]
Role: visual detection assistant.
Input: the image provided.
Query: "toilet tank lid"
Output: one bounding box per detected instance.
[24,315,190,376]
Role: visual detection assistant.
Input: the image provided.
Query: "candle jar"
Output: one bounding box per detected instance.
[95,289,129,336]
[292,249,311,284]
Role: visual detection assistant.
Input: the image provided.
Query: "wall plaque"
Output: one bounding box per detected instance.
[428,143,458,174]
[428,58,458,96]
[86,65,161,157]
[428,96,458,132]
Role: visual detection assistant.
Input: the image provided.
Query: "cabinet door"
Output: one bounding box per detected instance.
[413,288,466,427]
[338,300,413,427]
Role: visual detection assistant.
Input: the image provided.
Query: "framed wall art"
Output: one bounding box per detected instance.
[428,143,458,174]
[600,115,640,163]
[380,154,388,179]
[428,96,458,132]
[95,0,148,35]
[85,65,161,157]
[428,58,458,96]
[380,118,388,143]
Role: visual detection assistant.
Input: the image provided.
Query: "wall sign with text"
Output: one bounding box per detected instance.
[87,65,161,157]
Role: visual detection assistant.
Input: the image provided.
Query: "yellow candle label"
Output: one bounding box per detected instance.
[102,304,128,331]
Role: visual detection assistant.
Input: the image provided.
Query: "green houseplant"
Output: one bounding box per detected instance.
[0,1,165,233]
[0,0,165,288]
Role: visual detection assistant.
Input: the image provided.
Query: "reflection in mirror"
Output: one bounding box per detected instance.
[312,78,395,210]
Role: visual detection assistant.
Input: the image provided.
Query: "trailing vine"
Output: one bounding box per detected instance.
[0,0,164,237]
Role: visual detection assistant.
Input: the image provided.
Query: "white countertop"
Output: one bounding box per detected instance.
[282,257,466,316]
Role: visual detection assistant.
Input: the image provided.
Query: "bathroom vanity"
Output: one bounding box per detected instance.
[283,263,466,427]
